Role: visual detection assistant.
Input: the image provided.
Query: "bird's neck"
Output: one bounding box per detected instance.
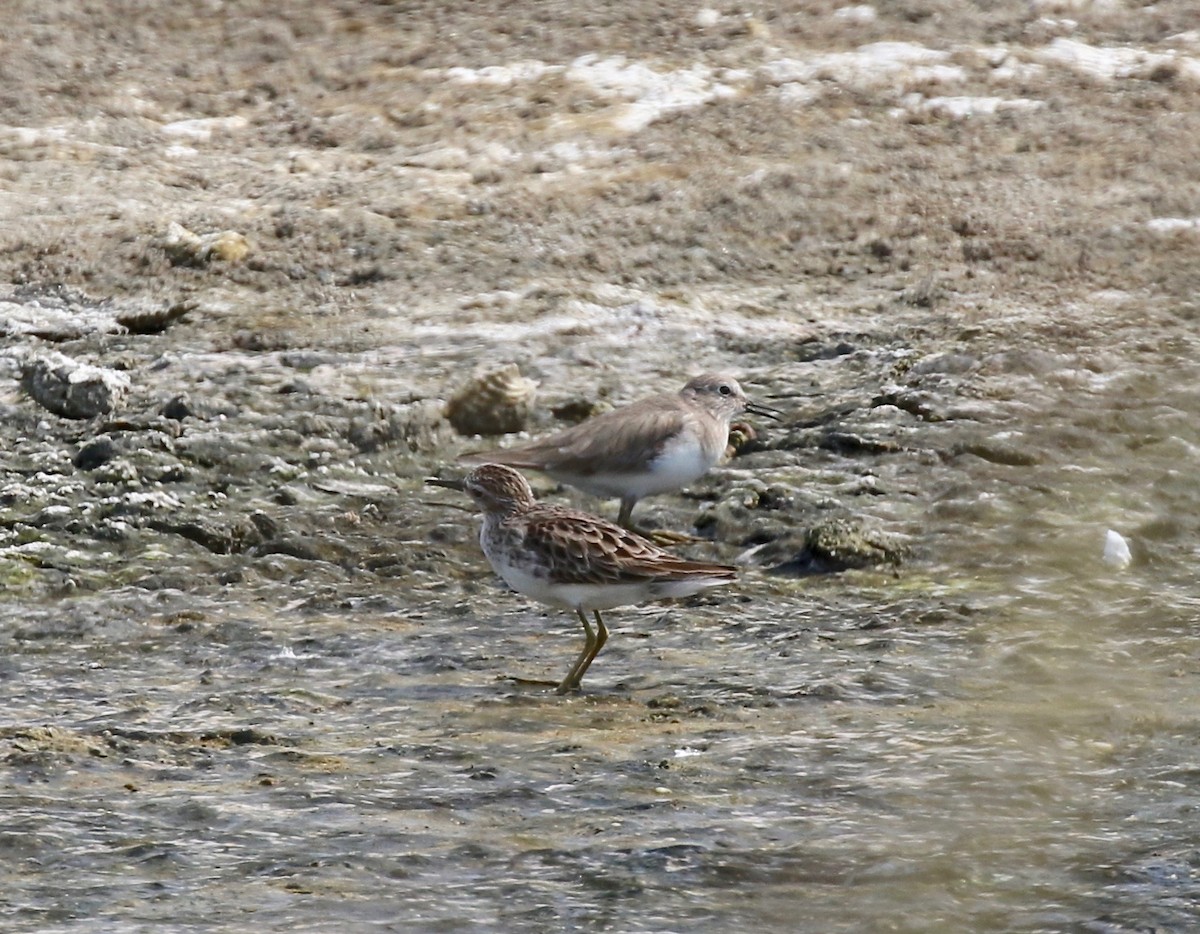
[481,502,526,527]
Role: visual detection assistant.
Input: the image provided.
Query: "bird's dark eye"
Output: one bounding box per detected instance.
[718,384,732,396]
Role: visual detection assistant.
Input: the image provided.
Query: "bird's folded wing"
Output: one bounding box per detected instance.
[520,510,736,586]
[465,402,687,474]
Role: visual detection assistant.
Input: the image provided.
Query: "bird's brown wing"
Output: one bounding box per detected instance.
[518,506,738,586]
[462,398,688,475]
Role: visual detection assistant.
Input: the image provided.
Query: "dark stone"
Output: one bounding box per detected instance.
[161,395,193,420]
[766,517,908,575]
[551,396,604,424]
[73,436,118,470]
[955,439,1040,467]
[116,300,194,335]
[819,430,905,456]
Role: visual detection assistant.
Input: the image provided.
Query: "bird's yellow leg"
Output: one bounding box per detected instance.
[562,611,609,693]
[618,495,703,545]
[556,609,596,695]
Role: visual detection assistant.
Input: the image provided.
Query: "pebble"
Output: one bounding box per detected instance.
[21,351,131,419]
[160,222,250,267]
[73,436,118,470]
[161,395,194,420]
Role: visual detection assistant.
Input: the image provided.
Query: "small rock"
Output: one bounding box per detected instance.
[73,436,118,470]
[819,430,905,455]
[161,395,194,420]
[21,351,131,419]
[551,396,606,424]
[117,300,196,335]
[763,517,908,574]
[160,222,250,267]
[273,487,301,506]
[249,511,279,539]
[222,728,279,746]
[955,438,1040,467]
[445,363,538,436]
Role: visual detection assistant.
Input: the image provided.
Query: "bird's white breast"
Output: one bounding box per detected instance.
[638,430,719,496]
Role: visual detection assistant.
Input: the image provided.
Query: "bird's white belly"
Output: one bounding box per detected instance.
[565,436,716,500]
[489,558,728,612]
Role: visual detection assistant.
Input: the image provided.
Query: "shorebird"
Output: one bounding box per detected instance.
[460,372,780,532]
[428,463,738,694]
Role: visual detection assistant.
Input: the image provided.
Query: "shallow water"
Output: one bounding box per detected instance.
[4,331,1198,933]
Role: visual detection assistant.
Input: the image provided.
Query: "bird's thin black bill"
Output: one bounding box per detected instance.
[425,476,465,492]
[746,401,783,421]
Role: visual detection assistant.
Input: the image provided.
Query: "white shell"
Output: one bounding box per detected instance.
[1102,529,1132,569]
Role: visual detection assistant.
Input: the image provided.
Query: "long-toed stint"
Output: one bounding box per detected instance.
[461,373,780,534]
[428,464,738,694]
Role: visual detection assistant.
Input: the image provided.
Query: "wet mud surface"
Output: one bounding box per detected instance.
[3,1,1200,931]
